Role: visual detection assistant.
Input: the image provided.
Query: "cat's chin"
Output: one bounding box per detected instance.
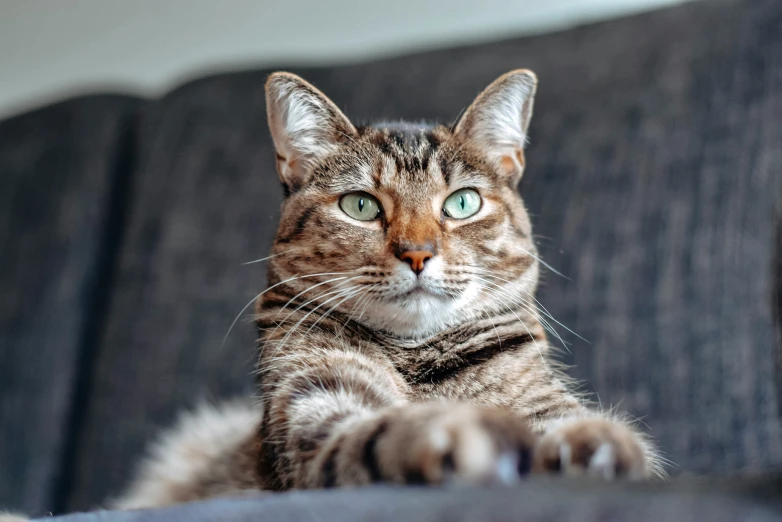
[358,292,460,340]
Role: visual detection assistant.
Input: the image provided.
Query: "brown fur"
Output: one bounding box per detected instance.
[115,70,664,510]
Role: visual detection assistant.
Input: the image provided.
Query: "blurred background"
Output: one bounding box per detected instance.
[0,0,691,119]
[2,0,782,518]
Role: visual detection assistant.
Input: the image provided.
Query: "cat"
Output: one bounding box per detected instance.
[112,69,666,510]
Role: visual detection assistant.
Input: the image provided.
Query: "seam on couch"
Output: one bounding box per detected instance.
[48,110,142,515]
[775,205,782,419]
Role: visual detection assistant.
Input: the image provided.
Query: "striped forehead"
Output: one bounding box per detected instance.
[371,127,443,188]
[312,124,495,196]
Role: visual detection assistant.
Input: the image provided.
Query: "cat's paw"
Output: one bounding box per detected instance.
[372,403,537,486]
[533,417,648,480]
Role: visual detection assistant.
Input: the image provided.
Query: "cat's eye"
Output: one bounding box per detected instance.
[339,192,382,221]
[443,188,481,219]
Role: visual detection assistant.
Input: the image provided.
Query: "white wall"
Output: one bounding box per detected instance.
[0,0,693,119]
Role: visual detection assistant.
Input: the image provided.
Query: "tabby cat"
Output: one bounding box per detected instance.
[113,70,664,509]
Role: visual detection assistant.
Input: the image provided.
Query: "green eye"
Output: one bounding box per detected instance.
[339,192,381,221]
[443,188,481,219]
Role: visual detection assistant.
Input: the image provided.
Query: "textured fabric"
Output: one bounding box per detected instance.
[0,96,141,515]
[42,480,782,522]
[63,89,275,511]
[775,214,782,411]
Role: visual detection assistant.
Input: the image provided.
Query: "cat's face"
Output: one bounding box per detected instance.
[265,71,540,339]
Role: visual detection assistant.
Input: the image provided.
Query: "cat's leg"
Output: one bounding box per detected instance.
[262,349,537,488]
[484,342,665,480]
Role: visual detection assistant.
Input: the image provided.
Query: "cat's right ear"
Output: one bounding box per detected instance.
[265,73,357,193]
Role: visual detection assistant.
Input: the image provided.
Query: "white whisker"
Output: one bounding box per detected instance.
[263,286,364,365]
[473,282,546,366]
[472,275,568,352]
[221,270,356,350]
[242,252,285,265]
[518,247,570,280]
[470,269,587,345]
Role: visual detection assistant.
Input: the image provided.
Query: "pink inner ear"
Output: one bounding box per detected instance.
[275,153,301,185]
[275,154,287,176]
[500,150,526,177]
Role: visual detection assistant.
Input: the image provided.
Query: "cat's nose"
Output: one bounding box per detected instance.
[397,249,434,275]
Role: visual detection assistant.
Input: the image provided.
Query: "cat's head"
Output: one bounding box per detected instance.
[264,70,540,339]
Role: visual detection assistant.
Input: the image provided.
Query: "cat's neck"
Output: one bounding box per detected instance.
[257,297,546,353]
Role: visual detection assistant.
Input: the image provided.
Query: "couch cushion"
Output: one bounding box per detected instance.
[46,479,782,522]
[65,0,782,511]
[0,95,141,515]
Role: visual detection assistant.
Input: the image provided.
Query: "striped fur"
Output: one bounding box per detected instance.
[116,70,663,510]
[111,401,263,509]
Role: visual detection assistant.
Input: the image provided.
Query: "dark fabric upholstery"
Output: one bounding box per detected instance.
[64,86,274,512]
[41,479,782,522]
[775,213,782,411]
[0,96,141,514]
[1,0,781,517]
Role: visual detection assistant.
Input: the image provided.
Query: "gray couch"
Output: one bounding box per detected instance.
[2,0,781,519]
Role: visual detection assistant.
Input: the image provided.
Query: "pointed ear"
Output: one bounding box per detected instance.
[454,69,537,184]
[265,72,357,192]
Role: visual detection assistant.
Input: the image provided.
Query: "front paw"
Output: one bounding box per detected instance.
[533,417,649,480]
[372,403,537,486]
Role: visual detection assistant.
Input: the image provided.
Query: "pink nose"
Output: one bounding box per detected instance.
[398,250,434,275]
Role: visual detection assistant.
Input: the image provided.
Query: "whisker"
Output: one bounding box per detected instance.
[473,274,571,353]
[221,270,356,350]
[261,283,357,350]
[242,252,285,266]
[472,275,568,351]
[302,287,365,339]
[356,288,378,323]
[469,269,587,344]
[273,277,362,330]
[481,305,502,345]
[474,283,546,366]
[275,275,354,315]
[264,286,363,364]
[518,246,570,280]
[220,291,267,352]
[337,286,375,337]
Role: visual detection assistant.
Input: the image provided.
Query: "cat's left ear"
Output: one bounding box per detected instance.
[454,69,537,184]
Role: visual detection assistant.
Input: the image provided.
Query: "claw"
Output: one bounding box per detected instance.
[559,443,572,473]
[494,453,520,485]
[588,442,616,480]
[428,427,450,452]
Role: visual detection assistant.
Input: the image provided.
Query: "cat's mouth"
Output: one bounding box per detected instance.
[404,287,434,297]
[395,280,454,301]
